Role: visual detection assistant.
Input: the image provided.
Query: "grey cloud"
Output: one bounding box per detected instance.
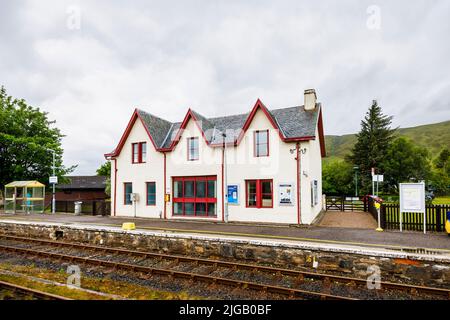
[1,0,449,174]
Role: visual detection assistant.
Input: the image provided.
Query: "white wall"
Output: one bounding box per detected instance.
[111,108,323,224]
[112,118,165,218]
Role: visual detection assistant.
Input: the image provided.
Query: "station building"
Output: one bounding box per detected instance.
[105,89,325,224]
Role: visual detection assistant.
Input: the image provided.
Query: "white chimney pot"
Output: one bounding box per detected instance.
[304,89,317,111]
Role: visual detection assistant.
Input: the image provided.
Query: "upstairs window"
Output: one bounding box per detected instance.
[132,142,147,163]
[187,137,199,161]
[254,130,269,157]
[246,179,273,208]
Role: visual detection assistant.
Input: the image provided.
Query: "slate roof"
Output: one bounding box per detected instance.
[106,102,324,157]
[137,104,320,149]
[58,176,107,190]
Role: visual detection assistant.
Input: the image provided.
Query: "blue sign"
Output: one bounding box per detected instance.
[227,185,239,204]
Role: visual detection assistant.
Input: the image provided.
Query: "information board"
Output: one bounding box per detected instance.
[279,183,294,206]
[399,182,426,233]
[227,185,239,205]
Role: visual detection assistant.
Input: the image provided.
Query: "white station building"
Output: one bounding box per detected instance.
[105,89,326,224]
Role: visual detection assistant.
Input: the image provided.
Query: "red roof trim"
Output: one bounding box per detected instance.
[105,100,325,159]
[104,108,159,159]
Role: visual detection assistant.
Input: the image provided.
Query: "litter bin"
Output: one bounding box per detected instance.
[74,201,82,215]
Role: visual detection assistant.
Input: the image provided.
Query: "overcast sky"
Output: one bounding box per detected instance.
[1,0,449,175]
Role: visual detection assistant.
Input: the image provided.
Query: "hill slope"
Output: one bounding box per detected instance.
[325,120,450,160]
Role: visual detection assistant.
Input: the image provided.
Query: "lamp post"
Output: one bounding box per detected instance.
[47,148,56,214]
[353,166,359,197]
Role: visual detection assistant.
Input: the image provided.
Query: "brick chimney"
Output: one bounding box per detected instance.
[304,89,317,111]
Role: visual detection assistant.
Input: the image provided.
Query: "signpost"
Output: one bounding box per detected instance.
[372,174,383,196]
[399,182,426,234]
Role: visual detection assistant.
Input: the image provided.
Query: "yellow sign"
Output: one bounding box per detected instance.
[375,202,381,209]
[165,194,171,202]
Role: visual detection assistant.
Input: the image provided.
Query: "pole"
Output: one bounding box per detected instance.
[52,150,56,214]
[223,133,228,223]
[355,170,358,197]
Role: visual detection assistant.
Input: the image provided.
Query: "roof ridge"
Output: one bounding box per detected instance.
[137,108,173,125]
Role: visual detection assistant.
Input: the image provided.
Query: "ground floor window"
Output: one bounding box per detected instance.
[146,182,156,205]
[124,182,132,205]
[245,179,273,208]
[173,176,216,217]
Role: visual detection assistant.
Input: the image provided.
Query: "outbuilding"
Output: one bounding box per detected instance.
[105,89,325,224]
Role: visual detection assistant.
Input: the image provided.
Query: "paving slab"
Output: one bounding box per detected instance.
[0,213,449,251]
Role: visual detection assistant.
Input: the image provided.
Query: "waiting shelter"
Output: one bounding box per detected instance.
[4,181,45,214]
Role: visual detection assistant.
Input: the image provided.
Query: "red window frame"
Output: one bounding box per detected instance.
[245,179,273,208]
[172,176,217,217]
[146,182,156,206]
[124,182,132,205]
[254,130,269,157]
[132,142,147,163]
[187,137,199,161]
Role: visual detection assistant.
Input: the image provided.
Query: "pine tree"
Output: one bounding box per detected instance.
[348,100,396,194]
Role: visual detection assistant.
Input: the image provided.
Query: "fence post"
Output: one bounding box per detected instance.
[380,204,387,229]
[436,206,441,232]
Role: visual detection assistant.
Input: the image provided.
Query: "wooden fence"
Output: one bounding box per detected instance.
[50,200,110,216]
[381,203,449,232]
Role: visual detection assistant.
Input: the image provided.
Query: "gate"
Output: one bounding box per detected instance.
[325,196,368,212]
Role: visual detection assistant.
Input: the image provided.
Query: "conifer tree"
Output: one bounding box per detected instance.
[348,100,396,194]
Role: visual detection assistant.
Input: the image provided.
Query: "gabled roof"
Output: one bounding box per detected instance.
[58,176,107,190]
[105,99,326,158]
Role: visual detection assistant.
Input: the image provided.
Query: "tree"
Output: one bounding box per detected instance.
[97,161,111,197]
[96,161,111,176]
[430,148,450,195]
[322,159,354,195]
[0,86,75,187]
[383,137,431,192]
[348,100,396,194]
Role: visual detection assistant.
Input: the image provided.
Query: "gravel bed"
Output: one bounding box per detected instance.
[0,240,447,300]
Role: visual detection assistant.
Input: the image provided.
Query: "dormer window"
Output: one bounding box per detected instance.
[132,142,146,163]
[187,137,199,161]
[254,130,269,157]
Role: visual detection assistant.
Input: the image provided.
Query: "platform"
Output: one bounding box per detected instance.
[0,212,448,253]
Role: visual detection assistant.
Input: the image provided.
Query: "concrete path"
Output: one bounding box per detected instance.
[0,213,449,251]
[318,211,378,229]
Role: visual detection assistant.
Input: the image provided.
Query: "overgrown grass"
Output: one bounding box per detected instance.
[0,262,202,300]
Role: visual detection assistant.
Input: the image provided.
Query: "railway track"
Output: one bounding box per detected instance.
[0,234,448,300]
[0,279,71,300]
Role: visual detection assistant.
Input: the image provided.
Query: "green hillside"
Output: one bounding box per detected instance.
[325,120,450,160]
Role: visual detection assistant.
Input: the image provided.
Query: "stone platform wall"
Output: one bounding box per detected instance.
[0,222,448,288]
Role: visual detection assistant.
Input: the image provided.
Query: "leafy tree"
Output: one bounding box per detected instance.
[348,100,396,194]
[0,86,75,187]
[322,159,355,195]
[383,137,431,192]
[430,148,450,195]
[434,148,450,173]
[96,161,111,197]
[96,161,111,176]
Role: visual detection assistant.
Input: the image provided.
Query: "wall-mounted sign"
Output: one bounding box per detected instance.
[311,180,318,206]
[278,183,294,206]
[227,184,239,205]
[49,176,58,184]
